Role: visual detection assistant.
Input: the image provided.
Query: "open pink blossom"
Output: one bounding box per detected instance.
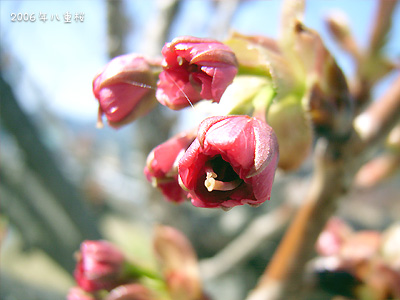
[93,54,160,128]
[74,240,125,292]
[156,36,238,110]
[178,115,279,209]
[144,131,196,203]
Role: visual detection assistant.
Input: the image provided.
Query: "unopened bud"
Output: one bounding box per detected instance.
[153,225,203,300]
[293,21,354,139]
[93,54,161,128]
[325,11,351,44]
[74,240,125,292]
[267,94,312,171]
[144,130,196,203]
[156,36,238,110]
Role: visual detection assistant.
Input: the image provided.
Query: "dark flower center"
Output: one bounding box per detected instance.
[204,155,243,192]
[176,55,199,73]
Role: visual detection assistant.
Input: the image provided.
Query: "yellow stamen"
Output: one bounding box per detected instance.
[204,169,242,192]
[177,56,184,66]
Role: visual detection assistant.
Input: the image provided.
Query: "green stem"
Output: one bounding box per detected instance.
[123,262,163,282]
[252,85,276,121]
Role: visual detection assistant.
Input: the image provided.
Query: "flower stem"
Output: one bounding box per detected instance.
[252,85,276,122]
[123,262,163,282]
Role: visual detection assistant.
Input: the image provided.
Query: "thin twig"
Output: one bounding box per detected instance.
[140,0,181,56]
[354,73,400,150]
[208,0,242,40]
[351,0,398,110]
[107,0,128,58]
[368,0,398,56]
[199,204,294,280]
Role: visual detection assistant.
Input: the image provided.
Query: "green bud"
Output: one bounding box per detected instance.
[293,21,354,139]
[224,34,274,77]
[267,94,313,171]
[219,75,273,116]
[225,33,303,98]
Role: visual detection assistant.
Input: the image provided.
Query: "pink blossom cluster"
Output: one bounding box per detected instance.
[92,36,279,209]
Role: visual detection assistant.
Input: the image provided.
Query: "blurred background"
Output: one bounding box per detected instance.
[1,1,399,299]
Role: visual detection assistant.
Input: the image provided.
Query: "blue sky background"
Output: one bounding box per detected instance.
[1,0,399,123]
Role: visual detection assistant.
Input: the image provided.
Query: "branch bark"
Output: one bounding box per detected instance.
[208,0,242,40]
[368,0,398,55]
[139,0,181,56]
[107,0,129,58]
[354,73,400,149]
[246,71,400,300]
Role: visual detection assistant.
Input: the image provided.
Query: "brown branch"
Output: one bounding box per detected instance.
[246,72,400,300]
[368,0,398,55]
[139,0,181,56]
[354,151,400,188]
[325,11,361,63]
[350,0,398,110]
[208,0,242,40]
[354,73,400,150]
[246,140,348,300]
[107,0,129,57]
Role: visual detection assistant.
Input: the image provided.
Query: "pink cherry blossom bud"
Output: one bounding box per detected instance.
[144,131,196,203]
[340,231,381,263]
[74,240,125,292]
[93,54,161,128]
[178,115,279,209]
[325,11,352,44]
[316,217,353,256]
[156,36,238,110]
[153,225,205,300]
[106,284,154,300]
[67,287,97,300]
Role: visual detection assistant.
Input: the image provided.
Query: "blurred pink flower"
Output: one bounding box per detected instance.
[144,131,195,203]
[66,287,97,300]
[74,240,125,292]
[316,217,353,256]
[153,225,206,300]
